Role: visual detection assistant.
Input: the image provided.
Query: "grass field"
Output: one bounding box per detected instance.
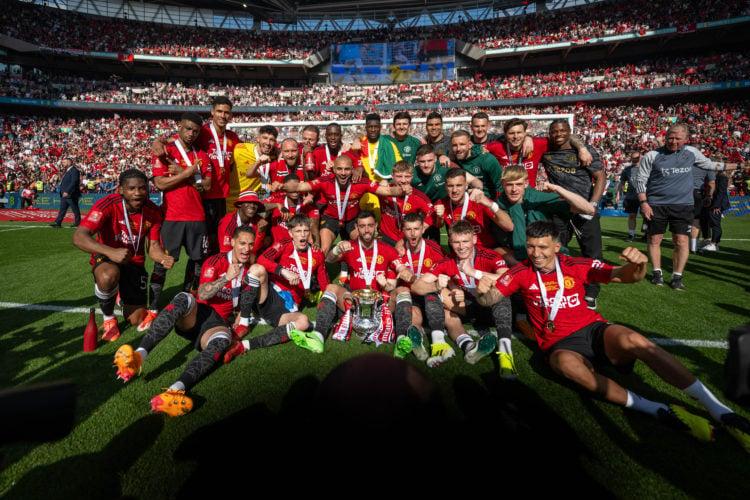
[1,216,749,499]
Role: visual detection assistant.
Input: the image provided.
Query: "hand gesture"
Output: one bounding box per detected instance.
[109,247,132,264]
[437,274,450,289]
[451,288,465,304]
[167,160,183,176]
[400,184,413,196]
[438,155,451,167]
[468,188,483,202]
[225,262,242,282]
[476,275,495,295]
[352,166,364,182]
[376,273,388,289]
[160,255,175,270]
[397,267,415,283]
[257,154,271,165]
[338,240,353,253]
[434,204,445,218]
[578,147,593,167]
[618,247,647,266]
[281,268,301,286]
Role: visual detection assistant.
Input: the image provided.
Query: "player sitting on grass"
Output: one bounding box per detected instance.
[73,169,174,342]
[475,220,750,451]
[112,225,255,417]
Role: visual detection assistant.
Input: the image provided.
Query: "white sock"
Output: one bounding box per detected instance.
[135,347,148,362]
[456,333,472,352]
[169,381,186,392]
[625,390,668,416]
[690,238,697,252]
[682,380,733,421]
[431,330,446,344]
[239,317,250,326]
[103,314,115,322]
[498,337,512,354]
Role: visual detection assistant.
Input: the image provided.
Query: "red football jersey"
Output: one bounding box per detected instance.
[309,177,380,221]
[259,239,329,304]
[152,140,211,221]
[267,158,305,185]
[436,195,498,248]
[400,238,445,286]
[427,247,506,295]
[195,124,240,199]
[217,211,266,255]
[495,254,612,352]
[265,193,320,242]
[198,252,251,320]
[485,137,549,188]
[310,145,362,179]
[340,239,403,292]
[82,194,162,267]
[378,187,434,242]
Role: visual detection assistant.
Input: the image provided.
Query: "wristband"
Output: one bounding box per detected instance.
[490,202,500,212]
[474,271,484,280]
[639,200,648,205]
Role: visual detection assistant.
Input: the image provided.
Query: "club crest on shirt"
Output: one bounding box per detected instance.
[204,267,216,279]
[423,258,433,268]
[564,277,576,289]
[88,210,102,223]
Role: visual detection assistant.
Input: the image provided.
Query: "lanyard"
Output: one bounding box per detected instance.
[334,180,352,222]
[325,145,341,164]
[535,257,565,330]
[256,144,270,185]
[174,140,201,183]
[506,140,523,166]
[391,194,409,230]
[449,194,469,221]
[369,141,379,169]
[457,248,477,294]
[406,240,426,277]
[284,196,301,215]
[209,122,227,169]
[226,251,242,308]
[291,245,313,290]
[358,240,379,287]
[121,200,143,256]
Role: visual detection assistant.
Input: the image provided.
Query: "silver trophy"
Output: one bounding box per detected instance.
[351,288,383,339]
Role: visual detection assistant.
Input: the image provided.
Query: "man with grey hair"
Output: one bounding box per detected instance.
[633,123,739,291]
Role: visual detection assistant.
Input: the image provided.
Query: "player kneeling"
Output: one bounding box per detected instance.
[112,225,255,416]
[476,220,750,451]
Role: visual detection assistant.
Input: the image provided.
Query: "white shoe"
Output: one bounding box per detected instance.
[701,243,718,252]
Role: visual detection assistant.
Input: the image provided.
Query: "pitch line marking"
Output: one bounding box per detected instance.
[0,302,729,349]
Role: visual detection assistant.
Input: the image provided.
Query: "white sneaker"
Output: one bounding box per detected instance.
[701,243,718,252]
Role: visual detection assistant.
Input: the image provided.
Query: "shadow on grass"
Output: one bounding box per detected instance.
[4,414,164,500]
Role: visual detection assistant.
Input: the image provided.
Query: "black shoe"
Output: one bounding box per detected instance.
[651,270,664,286]
[585,296,597,310]
[49,223,61,228]
[670,275,685,291]
[624,235,635,242]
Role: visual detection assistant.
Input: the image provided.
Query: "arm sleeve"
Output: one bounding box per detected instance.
[632,151,655,194]
[687,146,722,171]
[258,243,282,273]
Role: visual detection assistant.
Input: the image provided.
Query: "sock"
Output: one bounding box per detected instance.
[456,333,473,353]
[431,330,446,345]
[148,263,167,311]
[177,332,231,391]
[629,229,635,238]
[424,292,445,332]
[313,291,338,340]
[491,298,513,341]
[498,337,512,355]
[625,390,668,416]
[672,272,682,278]
[690,238,697,252]
[682,380,733,421]
[135,347,148,362]
[139,292,195,352]
[653,268,662,274]
[169,381,186,392]
[95,283,118,317]
[393,292,413,339]
[240,274,261,320]
[183,259,202,292]
[248,322,295,349]
[239,317,250,327]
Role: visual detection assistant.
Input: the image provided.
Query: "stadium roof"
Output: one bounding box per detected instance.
[155,0,532,24]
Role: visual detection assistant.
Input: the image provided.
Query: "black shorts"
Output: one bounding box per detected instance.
[175,303,229,351]
[454,292,489,325]
[622,198,640,215]
[423,225,442,245]
[161,220,207,261]
[255,285,289,327]
[202,198,226,236]
[92,255,148,306]
[321,214,357,241]
[646,204,692,236]
[546,321,634,373]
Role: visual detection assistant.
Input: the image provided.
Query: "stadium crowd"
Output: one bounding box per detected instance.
[1,0,748,60]
[2,52,747,106]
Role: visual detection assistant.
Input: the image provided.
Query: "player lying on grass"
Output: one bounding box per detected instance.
[73,169,174,342]
[475,220,750,451]
[112,225,255,417]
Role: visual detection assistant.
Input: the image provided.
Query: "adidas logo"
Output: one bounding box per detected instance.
[529,283,539,290]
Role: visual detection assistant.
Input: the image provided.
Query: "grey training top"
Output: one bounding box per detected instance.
[633,145,723,206]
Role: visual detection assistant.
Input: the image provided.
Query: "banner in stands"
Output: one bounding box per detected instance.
[2,193,162,210]
[331,39,455,84]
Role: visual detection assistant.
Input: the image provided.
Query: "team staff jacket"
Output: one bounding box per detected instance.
[495,254,612,352]
[198,251,252,320]
[426,247,506,296]
[81,194,162,267]
[456,143,504,199]
[152,140,211,222]
[486,137,549,188]
[259,239,329,304]
[196,124,240,200]
[633,145,723,206]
